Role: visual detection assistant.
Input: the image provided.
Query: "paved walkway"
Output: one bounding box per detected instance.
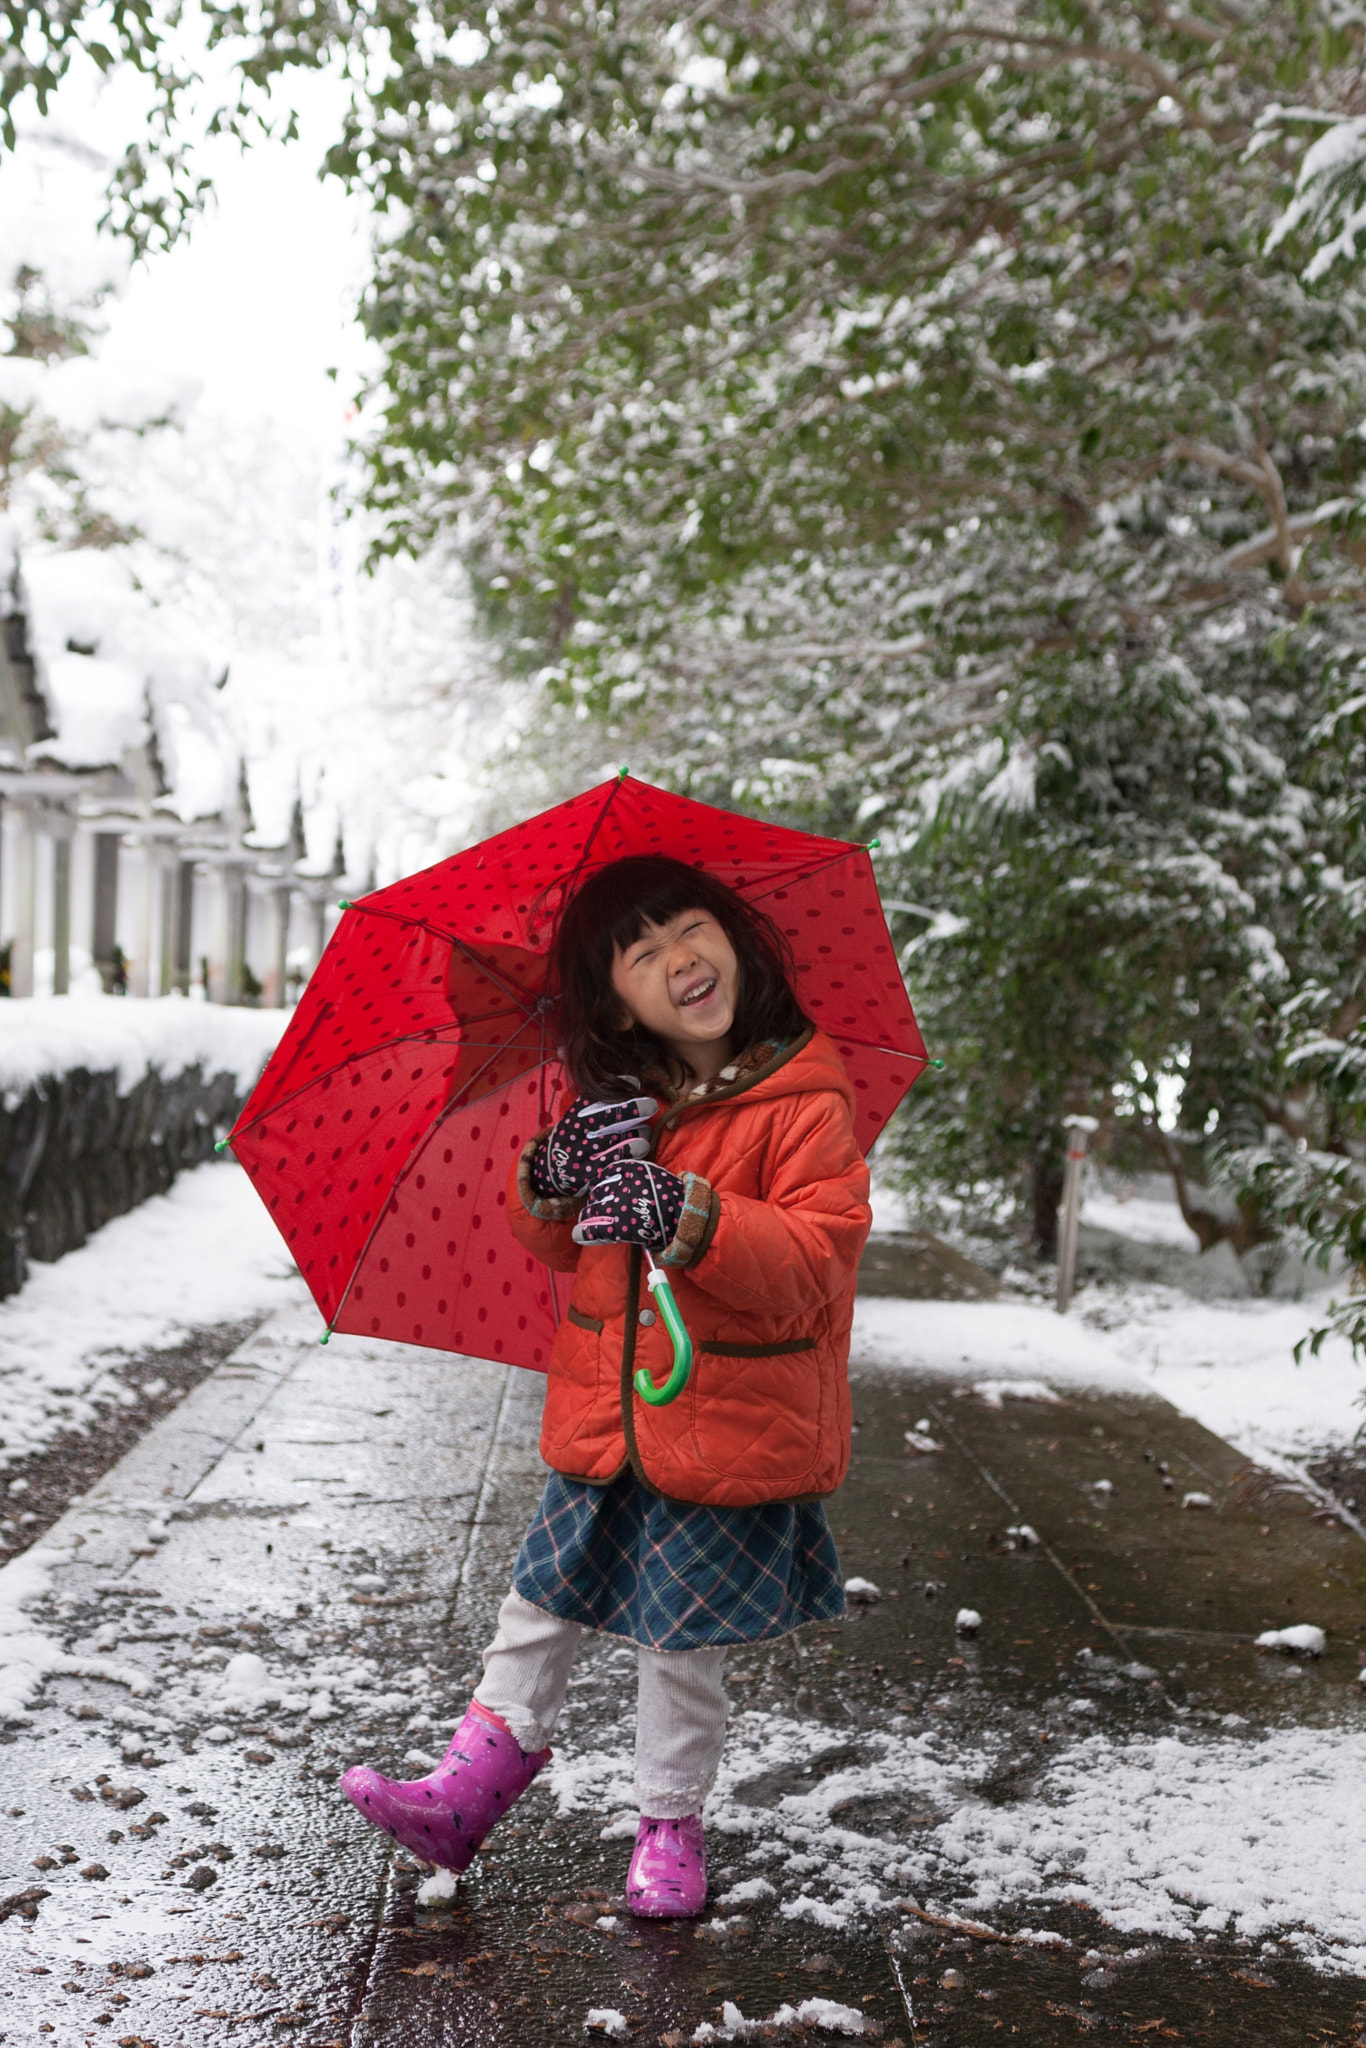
[2,1285,1364,2045]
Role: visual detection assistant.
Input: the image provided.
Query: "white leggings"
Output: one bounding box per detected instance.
[472,1588,727,1818]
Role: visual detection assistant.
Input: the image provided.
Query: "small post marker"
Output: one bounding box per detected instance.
[1056,1115,1098,1315]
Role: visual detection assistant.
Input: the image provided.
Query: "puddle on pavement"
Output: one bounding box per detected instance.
[3,1353,1366,2045]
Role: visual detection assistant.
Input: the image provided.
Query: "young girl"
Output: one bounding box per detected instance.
[342,854,872,1915]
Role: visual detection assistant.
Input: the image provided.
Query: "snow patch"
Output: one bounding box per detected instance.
[416,1868,458,1905]
[584,2011,630,2039]
[0,1158,296,1477]
[0,1541,157,1722]
[851,1291,1363,1468]
[716,1875,776,1907]
[967,1378,1061,1409]
[549,1703,1366,1972]
[691,2000,874,2041]
[1255,1625,1325,1657]
[842,1577,881,1603]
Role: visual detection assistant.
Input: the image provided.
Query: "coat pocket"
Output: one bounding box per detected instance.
[550,1304,604,1403]
[688,1338,820,1481]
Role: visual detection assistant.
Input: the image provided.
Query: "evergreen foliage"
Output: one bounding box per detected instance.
[312,0,1366,1288]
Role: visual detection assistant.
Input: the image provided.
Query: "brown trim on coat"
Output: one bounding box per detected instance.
[659,1170,716,1269]
[691,1186,723,1265]
[661,1023,815,1126]
[567,1305,603,1333]
[699,1337,816,1358]
[546,1458,632,1486]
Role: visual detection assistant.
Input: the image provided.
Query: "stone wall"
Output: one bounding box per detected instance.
[0,1062,247,1298]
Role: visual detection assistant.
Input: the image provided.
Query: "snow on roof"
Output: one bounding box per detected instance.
[155,696,235,824]
[19,548,234,790]
[38,651,146,770]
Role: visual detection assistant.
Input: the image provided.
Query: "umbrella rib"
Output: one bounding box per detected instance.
[341,899,542,1017]
[554,771,631,907]
[321,1037,532,1342]
[227,1019,534,1145]
[738,843,871,905]
[823,1034,930,1063]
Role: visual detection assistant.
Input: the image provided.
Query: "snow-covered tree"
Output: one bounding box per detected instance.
[321,2,1365,1263]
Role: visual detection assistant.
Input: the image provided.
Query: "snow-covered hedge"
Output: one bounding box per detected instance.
[0,996,284,1297]
[0,994,282,1103]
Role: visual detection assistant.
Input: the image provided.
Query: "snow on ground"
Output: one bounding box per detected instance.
[0,992,284,1099]
[853,1290,1364,1468]
[1080,1185,1201,1250]
[0,1159,296,1473]
[548,1707,1366,1976]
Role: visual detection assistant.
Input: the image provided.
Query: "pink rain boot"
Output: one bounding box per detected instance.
[625,1812,708,1918]
[340,1702,549,1872]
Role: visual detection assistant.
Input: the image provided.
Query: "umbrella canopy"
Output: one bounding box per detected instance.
[227,774,927,1369]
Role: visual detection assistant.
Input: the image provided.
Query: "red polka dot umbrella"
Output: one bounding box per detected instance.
[224,774,928,1369]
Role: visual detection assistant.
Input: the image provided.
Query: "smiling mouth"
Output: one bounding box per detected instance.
[678,976,718,1008]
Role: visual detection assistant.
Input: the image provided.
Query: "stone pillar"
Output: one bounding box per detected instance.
[51,826,72,996]
[225,865,247,1005]
[127,841,154,998]
[7,805,36,999]
[307,891,326,973]
[156,855,177,998]
[174,860,195,995]
[92,832,121,993]
[271,884,291,1007]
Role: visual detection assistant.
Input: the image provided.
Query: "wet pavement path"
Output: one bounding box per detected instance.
[1,1284,1364,2046]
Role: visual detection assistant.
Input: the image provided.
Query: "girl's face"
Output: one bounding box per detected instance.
[610,908,739,1075]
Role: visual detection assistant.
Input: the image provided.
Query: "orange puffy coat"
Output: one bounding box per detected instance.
[505,1027,872,1508]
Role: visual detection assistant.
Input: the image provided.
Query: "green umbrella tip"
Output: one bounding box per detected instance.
[617,765,630,779]
[930,1058,945,1069]
[338,898,352,910]
[214,1137,230,1155]
[319,1327,331,1346]
[866,838,881,849]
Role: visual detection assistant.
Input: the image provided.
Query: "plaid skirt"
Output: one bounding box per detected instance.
[511,1468,846,1652]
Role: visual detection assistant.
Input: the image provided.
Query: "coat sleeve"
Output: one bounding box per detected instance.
[682,1091,871,1317]
[505,1136,583,1274]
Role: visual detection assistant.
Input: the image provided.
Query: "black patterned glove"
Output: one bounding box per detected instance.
[573,1161,686,1249]
[528,1095,658,1199]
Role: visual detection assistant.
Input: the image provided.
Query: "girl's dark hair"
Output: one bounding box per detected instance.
[550,855,807,1096]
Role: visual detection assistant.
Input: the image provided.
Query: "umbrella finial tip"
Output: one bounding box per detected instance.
[214,1137,229,1155]
[319,1328,331,1346]
[617,764,629,779]
[867,838,881,849]
[338,898,352,910]
[931,1058,945,1069]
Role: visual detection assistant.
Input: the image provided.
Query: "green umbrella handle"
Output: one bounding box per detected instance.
[633,1262,694,1407]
